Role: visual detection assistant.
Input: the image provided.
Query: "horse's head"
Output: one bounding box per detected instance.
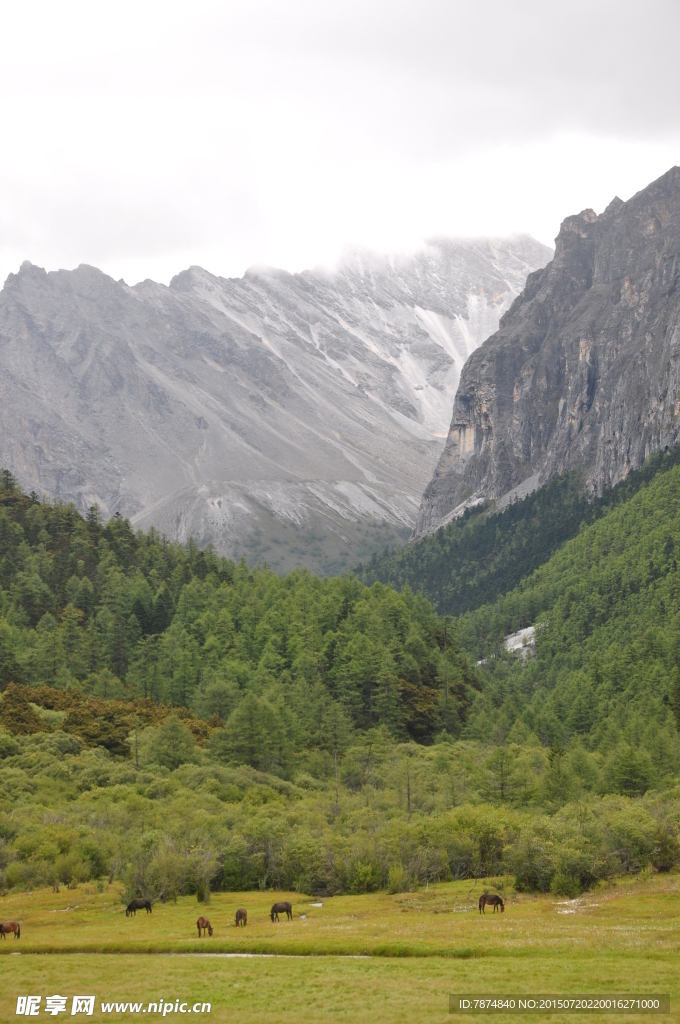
[500,902,505,912]
[208,925,213,936]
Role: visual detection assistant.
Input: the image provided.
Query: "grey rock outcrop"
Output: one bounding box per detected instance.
[0,236,550,572]
[415,167,680,537]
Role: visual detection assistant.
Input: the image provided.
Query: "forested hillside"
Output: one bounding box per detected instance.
[0,471,476,753]
[357,444,680,615]
[456,454,680,798]
[2,462,680,902]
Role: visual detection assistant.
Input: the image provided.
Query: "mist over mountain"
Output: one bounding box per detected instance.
[0,236,550,572]
[415,167,680,537]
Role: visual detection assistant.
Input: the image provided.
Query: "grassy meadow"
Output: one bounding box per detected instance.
[1,876,679,1021]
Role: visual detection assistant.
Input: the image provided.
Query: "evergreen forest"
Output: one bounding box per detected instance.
[357,443,680,616]
[2,447,680,903]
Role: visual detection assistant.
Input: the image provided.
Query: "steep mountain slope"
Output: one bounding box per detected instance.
[415,166,680,537]
[0,237,550,572]
[358,442,680,616]
[456,451,680,791]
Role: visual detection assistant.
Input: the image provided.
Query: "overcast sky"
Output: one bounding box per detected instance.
[1,0,679,286]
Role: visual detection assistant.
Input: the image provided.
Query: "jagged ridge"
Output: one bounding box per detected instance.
[415,166,680,536]
[0,236,550,572]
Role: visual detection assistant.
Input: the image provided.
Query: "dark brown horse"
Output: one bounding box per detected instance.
[235,908,247,927]
[0,921,20,938]
[479,894,504,914]
[126,899,152,917]
[197,916,213,937]
[271,901,293,922]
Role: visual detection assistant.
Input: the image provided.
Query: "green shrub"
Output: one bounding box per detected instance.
[387,864,409,893]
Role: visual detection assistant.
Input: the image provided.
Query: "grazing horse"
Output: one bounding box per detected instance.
[479,894,504,914]
[197,916,213,937]
[235,908,247,927]
[0,921,20,939]
[270,901,293,922]
[126,898,152,917]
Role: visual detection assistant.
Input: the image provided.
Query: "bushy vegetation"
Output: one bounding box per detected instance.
[357,444,680,616]
[1,714,679,902]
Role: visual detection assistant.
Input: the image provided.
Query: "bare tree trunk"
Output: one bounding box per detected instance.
[335,748,339,815]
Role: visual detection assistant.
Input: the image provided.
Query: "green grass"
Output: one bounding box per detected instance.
[1,876,679,1021]
[2,953,677,1023]
[1,877,679,957]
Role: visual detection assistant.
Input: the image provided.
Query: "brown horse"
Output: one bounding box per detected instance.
[235,908,247,927]
[271,901,293,922]
[196,916,213,937]
[479,894,504,914]
[0,921,20,939]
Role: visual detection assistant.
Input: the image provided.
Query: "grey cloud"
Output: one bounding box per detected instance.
[215,0,680,145]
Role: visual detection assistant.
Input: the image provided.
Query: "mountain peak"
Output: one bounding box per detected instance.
[0,237,550,572]
[414,166,680,538]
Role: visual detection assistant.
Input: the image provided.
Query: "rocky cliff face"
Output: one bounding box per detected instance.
[0,236,549,573]
[415,167,680,537]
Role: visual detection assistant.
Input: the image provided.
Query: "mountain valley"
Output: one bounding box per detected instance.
[0,237,550,573]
